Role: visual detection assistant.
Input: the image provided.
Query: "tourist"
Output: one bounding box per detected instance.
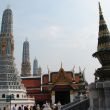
[21,105,24,110]
[57,102,61,110]
[12,104,17,110]
[18,106,22,110]
[33,105,37,110]
[52,104,56,110]
[36,104,40,110]
[29,106,33,110]
[24,105,29,110]
[6,105,10,110]
[43,103,52,110]
[3,107,6,110]
[41,104,45,110]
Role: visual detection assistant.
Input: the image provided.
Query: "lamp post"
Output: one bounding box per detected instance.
[6,94,14,110]
[10,95,11,110]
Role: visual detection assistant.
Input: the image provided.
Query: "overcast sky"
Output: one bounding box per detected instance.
[0,0,110,83]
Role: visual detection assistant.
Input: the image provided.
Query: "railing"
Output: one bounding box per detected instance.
[61,98,90,110]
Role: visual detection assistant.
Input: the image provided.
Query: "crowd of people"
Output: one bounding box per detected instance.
[3,102,62,110]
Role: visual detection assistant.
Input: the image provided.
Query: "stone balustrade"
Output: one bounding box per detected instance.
[61,97,89,110]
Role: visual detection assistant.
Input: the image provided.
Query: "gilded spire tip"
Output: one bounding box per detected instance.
[7,4,10,9]
[99,2,102,15]
[61,61,62,68]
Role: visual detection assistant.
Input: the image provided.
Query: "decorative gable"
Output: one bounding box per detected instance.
[53,67,72,85]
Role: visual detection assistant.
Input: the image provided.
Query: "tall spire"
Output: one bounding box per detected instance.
[0,8,35,107]
[98,2,110,51]
[93,3,110,80]
[33,57,38,76]
[1,8,13,34]
[99,2,102,15]
[22,40,30,62]
[21,39,31,76]
[0,7,14,57]
[61,61,62,68]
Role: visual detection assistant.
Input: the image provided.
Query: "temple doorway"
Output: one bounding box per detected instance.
[55,91,70,105]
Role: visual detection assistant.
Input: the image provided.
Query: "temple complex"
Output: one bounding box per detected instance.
[0,3,89,110]
[20,25,88,106]
[21,65,87,106]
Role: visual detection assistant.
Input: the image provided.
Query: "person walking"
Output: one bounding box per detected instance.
[21,105,24,110]
[43,103,52,110]
[36,104,40,110]
[12,104,17,110]
[18,106,22,110]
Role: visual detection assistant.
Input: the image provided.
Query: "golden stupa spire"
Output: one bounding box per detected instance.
[98,2,110,51]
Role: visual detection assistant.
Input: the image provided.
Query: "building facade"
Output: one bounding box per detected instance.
[22,66,87,106]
